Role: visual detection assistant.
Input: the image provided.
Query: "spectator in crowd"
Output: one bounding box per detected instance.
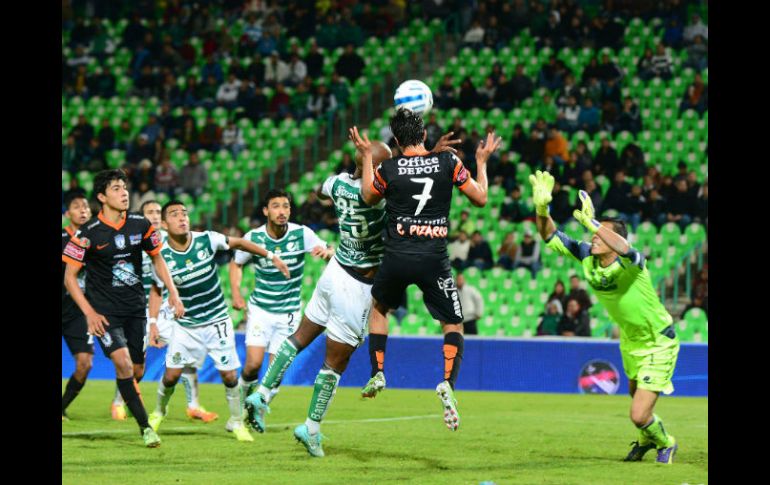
[558,298,590,337]
[287,53,307,87]
[265,51,290,86]
[423,113,443,150]
[63,178,87,207]
[127,133,155,166]
[603,169,632,215]
[567,275,592,311]
[696,180,708,227]
[491,152,517,191]
[683,13,708,44]
[685,34,708,71]
[200,55,224,85]
[658,177,696,230]
[141,113,163,145]
[556,95,580,134]
[131,181,158,211]
[538,56,563,91]
[577,97,600,134]
[457,77,480,111]
[70,115,94,153]
[132,157,155,188]
[477,78,496,110]
[620,142,646,179]
[216,72,241,109]
[593,138,619,178]
[268,83,291,118]
[509,124,527,154]
[198,115,222,151]
[289,82,311,120]
[514,230,541,276]
[307,83,338,120]
[557,74,581,108]
[501,186,532,223]
[299,190,328,231]
[560,150,588,187]
[245,53,266,86]
[197,74,220,109]
[62,135,79,174]
[510,64,534,105]
[335,152,356,176]
[574,140,593,168]
[304,41,325,78]
[645,188,667,226]
[620,184,646,230]
[682,294,707,319]
[680,72,708,114]
[497,231,519,270]
[435,75,456,111]
[329,72,350,108]
[154,154,179,198]
[335,44,365,83]
[616,97,642,135]
[448,230,471,271]
[544,126,570,165]
[467,231,494,271]
[690,266,708,312]
[221,119,245,159]
[456,273,484,335]
[179,151,208,201]
[662,17,684,50]
[583,178,603,214]
[97,118,115,151]
[537,299,563,336]
[636,47,656,81]
[462,19,485,49]
[598,52,623,85]
[241,84,268,122]
[548,280,568,310]
[651,43,674,80]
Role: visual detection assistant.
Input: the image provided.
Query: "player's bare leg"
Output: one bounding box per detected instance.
[626,383,677,463]
[245,316,325,432]
[436,321,463,431]
[295,337,355,457]
[62,352,93,419]
[362,299,390,398]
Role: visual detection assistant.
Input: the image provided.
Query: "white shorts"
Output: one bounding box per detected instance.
[304,257,372,348]
[166,318,240,371]
[245,303,300,353]
[146,303,176,345]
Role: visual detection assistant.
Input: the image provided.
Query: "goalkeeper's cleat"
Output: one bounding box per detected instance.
[186,406,219,423]
[244,392,270,433]
[623,441,656,461]
[225,418,254,442]
[436,381,460,431]
[111,403,127,421]
[361,371,386,398]
[148,410,166,432]
[655,438,678,465]
[143,427,161,448]
[293,424,325,457]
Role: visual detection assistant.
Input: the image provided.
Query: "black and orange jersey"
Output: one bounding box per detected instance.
[372,151,471,255]
[62,226,86,322]
[62,211,163,317]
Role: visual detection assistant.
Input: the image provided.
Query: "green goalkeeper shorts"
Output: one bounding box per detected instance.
[621,325,680,395]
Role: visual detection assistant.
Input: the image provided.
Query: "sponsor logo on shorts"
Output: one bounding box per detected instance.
[220,356,229,365]
[578,360,620,395]
[172,352,182,364]
[437,277,462,318]
[643,375,651,383]
[115,234,126,249]
[101,332,113,347]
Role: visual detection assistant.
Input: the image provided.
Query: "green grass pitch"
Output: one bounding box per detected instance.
[62,380,707,485]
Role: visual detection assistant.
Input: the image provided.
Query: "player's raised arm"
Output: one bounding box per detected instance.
[459,131,501,207]
[229,236,291,279]
[350,126,383,206]
[573,190,631,255]
[530,170,558,240]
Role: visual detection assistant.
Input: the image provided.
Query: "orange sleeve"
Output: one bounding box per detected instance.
[145,242,163,256]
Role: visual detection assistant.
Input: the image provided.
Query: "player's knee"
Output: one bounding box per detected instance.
[221,370,238,387]
[75,354,93,374]
[241,366,260,381]
[629,408,650,428]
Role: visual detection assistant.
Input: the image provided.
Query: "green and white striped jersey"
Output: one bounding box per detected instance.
[142,229,167,299]
[321,173,386,268]
[161,231,230,327]
[234,223,326,313]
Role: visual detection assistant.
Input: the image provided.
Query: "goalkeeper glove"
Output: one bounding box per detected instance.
[528,170,555,217]
[572,190,601,233]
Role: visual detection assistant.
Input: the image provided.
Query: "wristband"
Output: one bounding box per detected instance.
[266,250,274,260]
[149,317,157,325]
[536,204,550,217]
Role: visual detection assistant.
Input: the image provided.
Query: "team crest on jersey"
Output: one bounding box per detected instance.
[197,249,208,260]
[129,234,142,245]
[78,237,91,249]
[114,234,126,249]
[185,259,194,270]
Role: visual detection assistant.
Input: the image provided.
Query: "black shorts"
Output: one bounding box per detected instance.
[62,315,94,355]
[371,252,463,324]
[95,315,147,364]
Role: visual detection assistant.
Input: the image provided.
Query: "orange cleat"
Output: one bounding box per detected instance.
[111,403,127,421]
[186,406,219,423]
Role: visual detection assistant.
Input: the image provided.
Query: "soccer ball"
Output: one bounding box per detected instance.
[394,79,433,115]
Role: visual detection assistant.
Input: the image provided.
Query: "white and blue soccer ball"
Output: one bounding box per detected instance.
[394,79,433,115]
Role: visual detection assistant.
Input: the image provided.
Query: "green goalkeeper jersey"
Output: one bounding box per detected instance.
[545,230,673,346]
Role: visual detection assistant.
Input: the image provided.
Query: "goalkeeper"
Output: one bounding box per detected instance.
[530,170,680,465]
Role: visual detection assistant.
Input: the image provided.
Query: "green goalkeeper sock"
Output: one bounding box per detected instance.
[640,414,674,448]
[257,339,298,396]
[306,366,341,434]
[156,380,176,415]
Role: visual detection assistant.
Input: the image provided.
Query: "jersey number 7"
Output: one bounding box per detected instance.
[411,177,434,216]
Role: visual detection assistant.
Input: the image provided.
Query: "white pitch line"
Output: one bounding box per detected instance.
[62,414,440,438]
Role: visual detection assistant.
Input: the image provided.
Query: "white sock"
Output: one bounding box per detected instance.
[225,384,242,421]
[256,384,271,399]
[305,418,321,435]
[113,386,124,406]
[266,387,280,404]
[156,381,175,415]
[179,367,200,409]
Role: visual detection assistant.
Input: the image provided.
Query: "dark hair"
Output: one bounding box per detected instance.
[598,216,628,239]
[93,169,128,197]
[262,188,292,209]
[390,108,425,148]
[64,192,88,209]
[140,200,160,213]
[161,199,186,220]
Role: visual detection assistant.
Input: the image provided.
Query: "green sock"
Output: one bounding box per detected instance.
[640,414,674,448]
[258,339,298,394]
[156,381,176,415]
[306,367,340,433]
